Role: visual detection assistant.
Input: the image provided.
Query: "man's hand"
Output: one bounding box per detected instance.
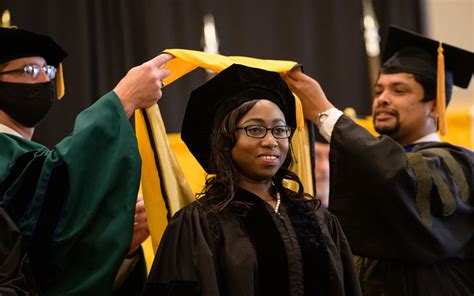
[114,53,173,118]
[281,67,334,123]
[128,194,150,256]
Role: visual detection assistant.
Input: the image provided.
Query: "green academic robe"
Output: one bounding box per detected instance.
[328,115,474,296]
[0,91,141,295]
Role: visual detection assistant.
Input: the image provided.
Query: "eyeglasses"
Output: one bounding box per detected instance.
[236,125,292,139]
[0,64,57,80]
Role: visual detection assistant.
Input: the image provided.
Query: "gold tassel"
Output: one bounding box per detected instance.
[294,95,305,131]
[1,10,11,27]
[437,41,447,136]
[56,63,65,100]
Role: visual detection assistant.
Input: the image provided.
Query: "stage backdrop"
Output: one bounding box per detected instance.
[0,0,422,147]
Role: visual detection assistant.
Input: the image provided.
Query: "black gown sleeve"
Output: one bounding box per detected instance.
[144,204,220,296]
[318,208,362,296]
[328,115,474,264]
[113,247,147,296]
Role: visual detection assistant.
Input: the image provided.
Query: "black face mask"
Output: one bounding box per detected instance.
[0,81,55,128]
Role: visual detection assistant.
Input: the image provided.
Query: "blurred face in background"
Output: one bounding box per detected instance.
[315,142,330,207]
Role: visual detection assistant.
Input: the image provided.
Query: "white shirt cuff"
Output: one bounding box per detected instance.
[318,108,343,143]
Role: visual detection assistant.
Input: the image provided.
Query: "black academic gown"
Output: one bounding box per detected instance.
[113,248,148,296]
[145,188,361,296]
[0,207,39,295]
[328,115,474,296]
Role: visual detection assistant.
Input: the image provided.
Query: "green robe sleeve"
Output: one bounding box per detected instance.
[0,91,141,295]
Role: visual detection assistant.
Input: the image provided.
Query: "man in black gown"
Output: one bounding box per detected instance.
[282,26,474,296]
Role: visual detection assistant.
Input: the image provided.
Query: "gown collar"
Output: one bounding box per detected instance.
[0,123,23,138]
[404,132,441,152]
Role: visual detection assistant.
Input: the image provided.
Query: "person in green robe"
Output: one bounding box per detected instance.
[281,26,474,295]
[145,64,362,296]
[0,27,172,295]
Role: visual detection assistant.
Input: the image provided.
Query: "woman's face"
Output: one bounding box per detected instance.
[231,99,289,185]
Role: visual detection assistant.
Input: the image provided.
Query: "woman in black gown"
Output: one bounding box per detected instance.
[145,64,361,296]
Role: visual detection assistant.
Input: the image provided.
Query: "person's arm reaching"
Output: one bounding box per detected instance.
[114,53,173,118]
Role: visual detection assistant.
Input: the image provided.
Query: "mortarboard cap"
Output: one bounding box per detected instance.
[382,26,473,88]
[181,64,296,173]
[381,25,473,135]
[0,27,67,67]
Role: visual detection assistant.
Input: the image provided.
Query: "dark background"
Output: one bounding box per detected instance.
[0,0,423,148]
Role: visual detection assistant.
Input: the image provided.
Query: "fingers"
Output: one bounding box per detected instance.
[134,210,147,223]
[135,194,144,209]
[133,211,148,232]
[281,72,299,94]
[134,194,147,224]
[281,66,301,80]
[134,221,149,232]
[147,53,174,68]
[157,68,171,81]
[144,53,174,81]
[281,68,306,93]
[114,54,174,118]
[285,66,303,81]
[134,222,149,234]
[142,53,172,87]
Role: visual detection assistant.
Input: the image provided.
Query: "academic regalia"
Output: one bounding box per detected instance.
[0,92,141,295]
[145,188,361,296]
[113,248,148,296]
[329,115,474,295]
[326,25,474,296]
[0,27,67,99]
[145,64,361,295]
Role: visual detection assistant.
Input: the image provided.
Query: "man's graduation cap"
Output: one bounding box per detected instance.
[0,27,67,98]
[380,26,473,135]
[181,64,296,173]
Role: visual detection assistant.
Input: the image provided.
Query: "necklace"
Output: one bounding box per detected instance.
[274,191,281,214]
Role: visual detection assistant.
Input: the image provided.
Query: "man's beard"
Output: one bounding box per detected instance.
[373,111,400,136]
